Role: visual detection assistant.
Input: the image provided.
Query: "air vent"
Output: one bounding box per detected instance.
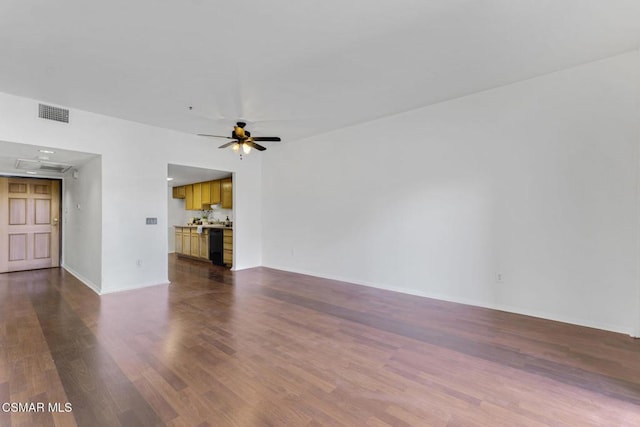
[15,159,72,174]
[38,103,69,123]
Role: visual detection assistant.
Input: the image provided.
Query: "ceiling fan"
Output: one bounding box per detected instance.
[198,122,281,158]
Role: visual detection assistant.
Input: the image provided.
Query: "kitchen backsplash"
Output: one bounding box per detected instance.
[185,207,233,223]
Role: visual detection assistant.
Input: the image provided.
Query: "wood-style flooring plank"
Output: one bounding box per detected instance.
[1,255,640,426]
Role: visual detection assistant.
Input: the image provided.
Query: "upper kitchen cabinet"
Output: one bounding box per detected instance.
[221,178,232,209]
[201,181,211,207]
[201,180,221,208]
[210,180,221,205]
[185,185,194,210]
[172,186,186,199]
[179,178,229,211]
[193,182,202,208]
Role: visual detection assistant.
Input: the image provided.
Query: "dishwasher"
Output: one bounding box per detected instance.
[209,229,224,266]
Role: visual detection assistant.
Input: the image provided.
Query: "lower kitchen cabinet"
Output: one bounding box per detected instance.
[174,227,231,267]
[199,231,209,258]
[175,228,183,253]
[223,229,233,266]
[182,231,191,256]
[174,227,210,261]
[190,229,200,256]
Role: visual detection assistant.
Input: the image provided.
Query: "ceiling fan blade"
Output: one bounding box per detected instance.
[251,136,281,142]
[218,141,238,149]
[245,141,266,151]
[198,134,234,139]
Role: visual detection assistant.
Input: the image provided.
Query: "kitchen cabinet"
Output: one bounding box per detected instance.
[199,231,209,258]
[172,186,185,199]
[175,227,210,261]
[223,229,233,266]
[175,228,183,253]
[201,181,211,207]
[193,183,202,210]
[190,228,200,256]
[181,230,191,255]
[221,178,232,209]
[185,185,194,210]
[210,180,221,205]
[181,178,228,211]
[200,180,221,208]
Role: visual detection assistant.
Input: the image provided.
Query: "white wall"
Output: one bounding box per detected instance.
[262,51,640,335]
[0,91,263,293]
[62,157,102,292]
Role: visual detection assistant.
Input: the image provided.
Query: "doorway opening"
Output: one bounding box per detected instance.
[167,164,233,269]
[0,176,61,273]
[0,140,101,287]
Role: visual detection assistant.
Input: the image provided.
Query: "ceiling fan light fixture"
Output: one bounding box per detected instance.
[201,122,279,159]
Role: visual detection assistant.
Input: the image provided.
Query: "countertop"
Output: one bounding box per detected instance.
[174,224,233,230]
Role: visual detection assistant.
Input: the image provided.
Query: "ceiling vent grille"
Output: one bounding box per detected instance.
[15,159,72,174]
[38,103,69,123]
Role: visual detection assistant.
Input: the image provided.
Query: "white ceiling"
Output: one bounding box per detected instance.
[167,164,231,187]
[0,140,98,178]
[0,1,639,143]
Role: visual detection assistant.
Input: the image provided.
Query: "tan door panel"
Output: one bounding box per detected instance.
[0,177,61,273]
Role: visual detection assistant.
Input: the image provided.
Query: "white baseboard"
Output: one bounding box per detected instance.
[61,265,169,295]
[100,280,170,295]
[62,264,101,295]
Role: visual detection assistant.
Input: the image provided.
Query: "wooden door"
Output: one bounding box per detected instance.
[0,177,60,273]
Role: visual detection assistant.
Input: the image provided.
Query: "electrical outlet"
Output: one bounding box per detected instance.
[496,273,504,283]
[136,259,142,267]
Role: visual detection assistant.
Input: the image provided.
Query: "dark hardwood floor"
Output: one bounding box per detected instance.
[1,254,640,426]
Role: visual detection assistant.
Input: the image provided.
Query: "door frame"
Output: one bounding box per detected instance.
[0,174,63,272]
